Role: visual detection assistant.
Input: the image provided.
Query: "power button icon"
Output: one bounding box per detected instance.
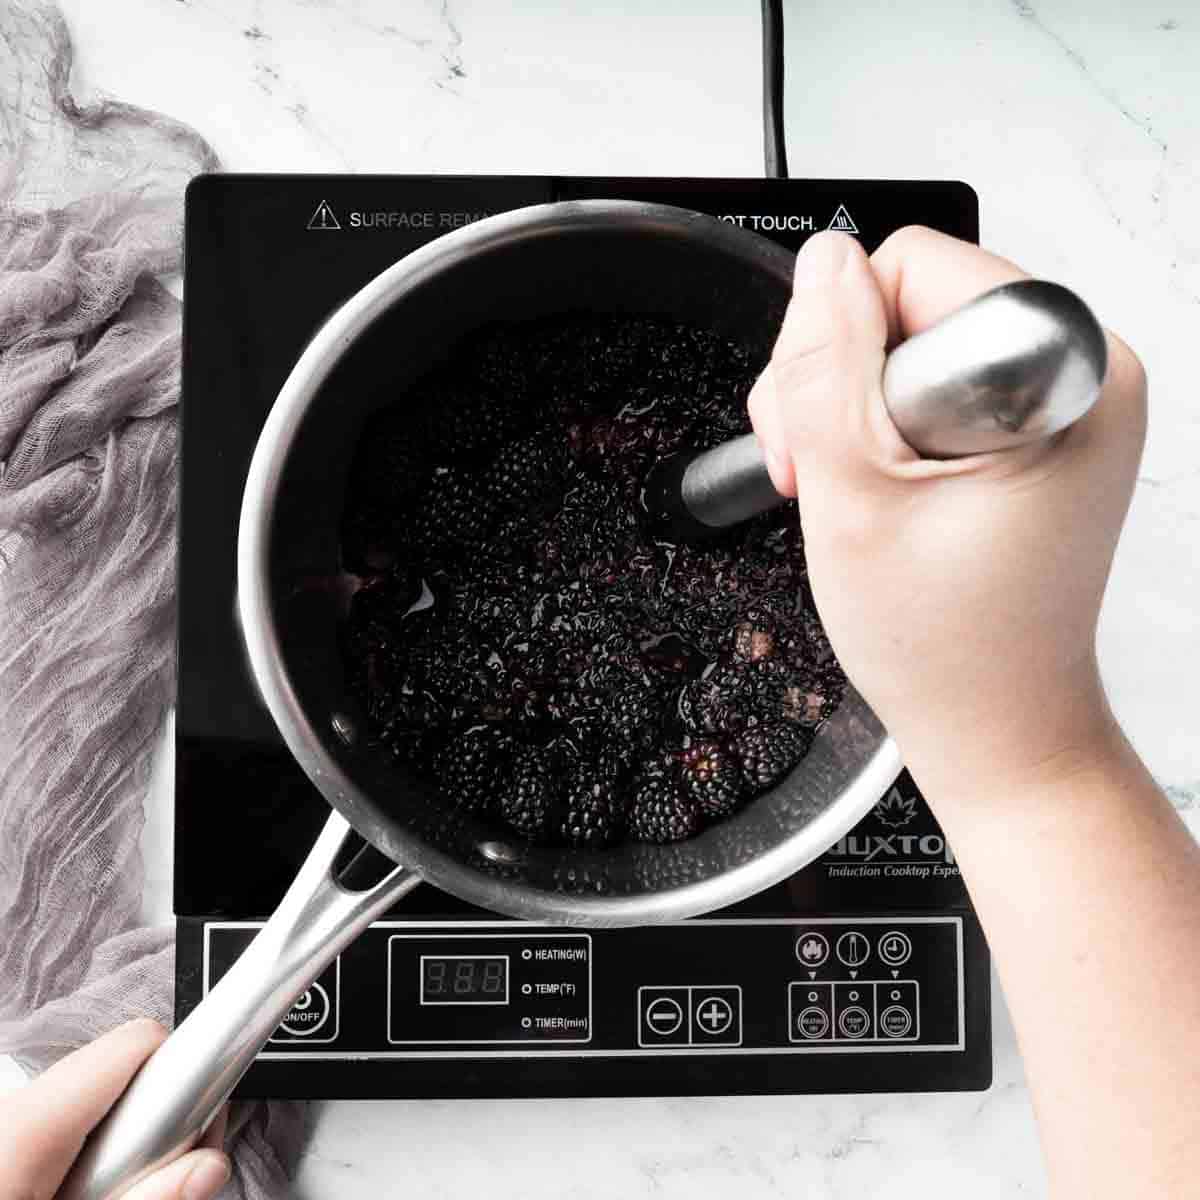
[269,959,340,1044]
[278,982,331,1037]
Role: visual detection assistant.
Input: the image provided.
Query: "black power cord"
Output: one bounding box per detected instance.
[760,0,788,179]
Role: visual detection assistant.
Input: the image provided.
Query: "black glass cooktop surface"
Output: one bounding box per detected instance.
[177,175,989,1097]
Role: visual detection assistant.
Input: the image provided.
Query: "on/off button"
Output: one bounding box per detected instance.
[277,982,331,1038]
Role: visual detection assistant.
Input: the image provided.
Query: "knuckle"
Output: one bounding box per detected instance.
[1107,332,1148,427]
[876,224,940,259]
[745,375,770,423]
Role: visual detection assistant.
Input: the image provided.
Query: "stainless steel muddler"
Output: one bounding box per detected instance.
[643,278,1108,539]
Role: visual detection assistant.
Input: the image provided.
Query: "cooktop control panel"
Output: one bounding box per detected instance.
[202,917,965,1061]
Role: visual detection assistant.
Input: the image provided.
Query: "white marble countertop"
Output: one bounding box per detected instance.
[7,1,1197,1196]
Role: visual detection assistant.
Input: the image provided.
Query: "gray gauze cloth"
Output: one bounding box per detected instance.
[0,3,305,1193]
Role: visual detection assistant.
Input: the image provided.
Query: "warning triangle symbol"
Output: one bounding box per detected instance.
[307,200,341,231]
[827,204,858,234]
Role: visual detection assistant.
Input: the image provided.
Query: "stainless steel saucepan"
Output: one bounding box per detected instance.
[62,200,1104,1200]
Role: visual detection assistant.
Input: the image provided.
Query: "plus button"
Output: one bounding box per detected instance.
[694,994,733,1035]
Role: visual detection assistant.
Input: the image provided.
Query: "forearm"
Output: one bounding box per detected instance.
[914,728,1200,1198]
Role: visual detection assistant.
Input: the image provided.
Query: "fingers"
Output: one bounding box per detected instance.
[198,1103,231,1153]
[121,1149,232,1200]
[746,370,795,496]
[870,225,1028,345]
[750,231,904,499]
[1053,325,1148,536]
[0,1019,167,1200]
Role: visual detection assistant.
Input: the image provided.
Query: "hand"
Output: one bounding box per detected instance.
[750,227,1147,810]
[0,1020,231,1200]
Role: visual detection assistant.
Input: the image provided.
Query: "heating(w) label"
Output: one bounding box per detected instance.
[386,933,592,1045]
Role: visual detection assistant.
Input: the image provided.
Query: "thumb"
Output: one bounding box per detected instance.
[119,1149,232,1200]
[749,231,913,505]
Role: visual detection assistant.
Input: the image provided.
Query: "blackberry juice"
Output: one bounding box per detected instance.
[339,315,847,848]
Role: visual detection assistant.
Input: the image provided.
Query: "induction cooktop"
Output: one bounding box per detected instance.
[176,174,990,1097]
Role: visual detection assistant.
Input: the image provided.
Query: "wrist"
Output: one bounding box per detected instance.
[890,663,1125,822]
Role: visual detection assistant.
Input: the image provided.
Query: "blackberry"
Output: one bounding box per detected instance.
[780,664,846,727]
[487,434,565,517]
[628,772,701,845]
[499,746,558,840]
[679,740,745,818]
[484,512,540,566]
[409,466,489,561]
[541,477,640,574]
[436,726,510,812]
[731,619,778,663]
[423,387,525,463]
[678,673,740,737]
[372,684,447,766]
[558,750,629,848]
[607,683,660,753]
[448,579,528,646]
[717,658,793,725]
[734,722,813,790]
[563,710,610,756]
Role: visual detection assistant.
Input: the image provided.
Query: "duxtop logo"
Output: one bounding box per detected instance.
[825,784,958,873]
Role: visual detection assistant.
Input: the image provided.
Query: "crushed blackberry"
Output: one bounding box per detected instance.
[679,740,746,818]
[731,619,777,662]
[340,313,849,847]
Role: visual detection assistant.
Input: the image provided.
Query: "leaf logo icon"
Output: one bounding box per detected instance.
[873,786,918,828]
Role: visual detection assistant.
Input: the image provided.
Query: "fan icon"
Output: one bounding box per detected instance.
[795,933,829,967]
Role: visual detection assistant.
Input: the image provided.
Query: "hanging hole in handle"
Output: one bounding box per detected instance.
[332,830,402,892]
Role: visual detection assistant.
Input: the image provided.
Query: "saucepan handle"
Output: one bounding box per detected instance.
[60,812,421,1200]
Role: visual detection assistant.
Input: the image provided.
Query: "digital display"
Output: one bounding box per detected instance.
[420,956,509,1005]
